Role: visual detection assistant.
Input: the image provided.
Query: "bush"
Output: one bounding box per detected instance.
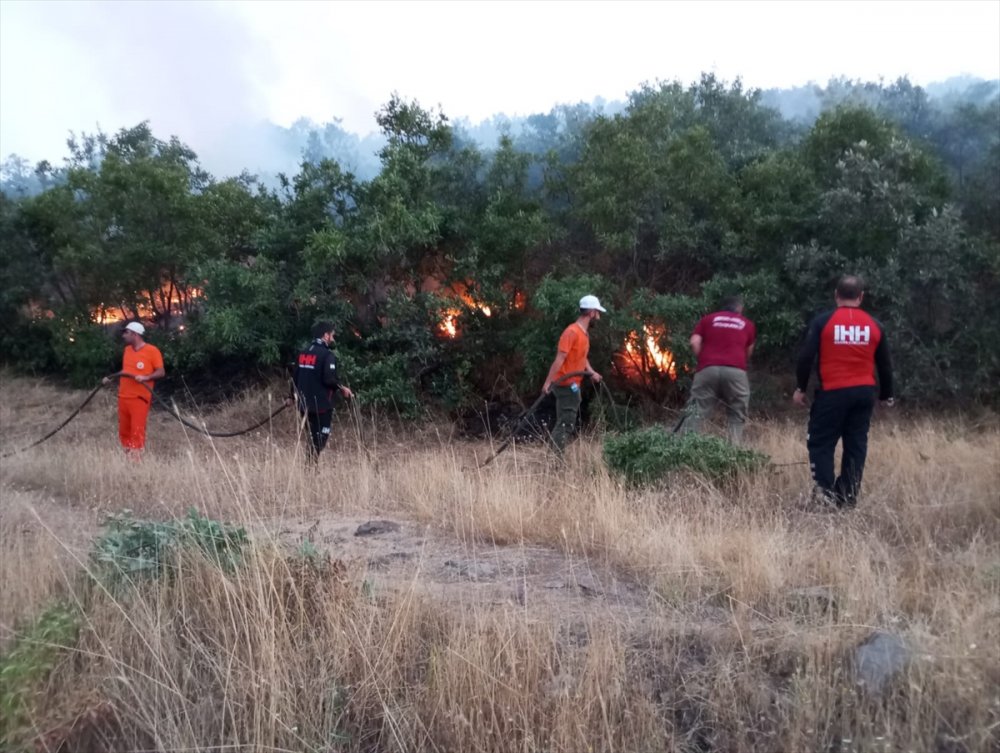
[518,273,615,389]
[603,427,769,485]
[0,603,80,748]
[337,350,425,419]
[91,508,249,587]
[54,319,119,387]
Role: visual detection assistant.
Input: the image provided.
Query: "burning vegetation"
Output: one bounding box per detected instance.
[618,323,678,383]
[434,282,516,339]
[92,282,202,327]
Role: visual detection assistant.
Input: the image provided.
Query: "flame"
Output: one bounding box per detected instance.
[457,288,492,318]
[92,283,202,325]
[620,323,677,381]
[435,283,493,339]
[438,308,461,338]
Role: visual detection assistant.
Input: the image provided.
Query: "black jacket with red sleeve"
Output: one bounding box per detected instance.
[796,306,894,400]
[292,339,341,413]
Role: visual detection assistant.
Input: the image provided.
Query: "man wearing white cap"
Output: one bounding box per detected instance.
[102,321,165,457]
[541,294,606,454]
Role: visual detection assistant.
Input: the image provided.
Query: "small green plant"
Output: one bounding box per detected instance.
[296,539,321,562]
[0,603,80,748]
[603,427,769,486]
[91,507,249,586]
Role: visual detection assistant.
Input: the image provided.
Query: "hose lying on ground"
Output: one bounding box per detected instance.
[0,379,110,459]
[1,373,810,470]
[142,384,289,438]
[0,373,289,459]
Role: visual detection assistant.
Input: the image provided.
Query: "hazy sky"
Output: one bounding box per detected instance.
[2,0,998,166]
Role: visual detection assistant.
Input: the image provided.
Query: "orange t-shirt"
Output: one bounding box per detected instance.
[554,324,589,388]
[119,344,164,400]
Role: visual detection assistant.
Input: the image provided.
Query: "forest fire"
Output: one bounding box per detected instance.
[92,283,202,326]
[435,285,493,339]
[438,309,462,338]
[619,323,678,381]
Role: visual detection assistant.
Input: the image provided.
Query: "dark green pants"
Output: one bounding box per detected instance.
[683,365,750,444]
[550,384,581,453]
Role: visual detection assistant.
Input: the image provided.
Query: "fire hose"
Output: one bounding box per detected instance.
[472,371,592,470]
[0,373,289,460]
[471,374,809,471]
[2,373,810,470]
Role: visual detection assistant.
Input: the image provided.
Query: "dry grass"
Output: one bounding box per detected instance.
[1,374,998,752]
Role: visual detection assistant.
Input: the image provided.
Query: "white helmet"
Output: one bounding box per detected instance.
[124,322,146,336]
[579,294,607,313]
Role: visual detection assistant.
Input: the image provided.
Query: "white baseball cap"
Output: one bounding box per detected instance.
[124,322,146,336]
[579,294,607,312]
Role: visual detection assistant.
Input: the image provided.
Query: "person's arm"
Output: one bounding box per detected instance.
[584,358,603,383]
[135,367,165,383]
[690,334,703,358]
[322,351,353,399]
[135,350,165,383]
[321,351,341,390]
[745,322,756,363]
[874,330,894,403]
[542,351,568,393]
[690,314,708,360]
[794,315,823,405]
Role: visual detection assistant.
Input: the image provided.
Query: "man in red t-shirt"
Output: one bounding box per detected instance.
[541,295,606,454]
[683,295,757,444]
[102,321,165,457]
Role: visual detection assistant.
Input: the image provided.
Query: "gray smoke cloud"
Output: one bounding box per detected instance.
[41,1,279,176]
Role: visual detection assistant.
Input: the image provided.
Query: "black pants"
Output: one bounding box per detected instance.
[806,386,876,506]
[302,410,332,459]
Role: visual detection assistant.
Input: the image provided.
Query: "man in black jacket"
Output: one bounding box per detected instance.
[794,275,894,508]
[287,321,354,460]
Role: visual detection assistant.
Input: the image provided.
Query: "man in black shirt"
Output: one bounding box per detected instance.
[287,321,354,460]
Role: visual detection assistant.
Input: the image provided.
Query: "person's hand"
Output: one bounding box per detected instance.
[341,386,354,399]
[542,380,552,394]
[101,376,112,386]
[283,397,294,408]
[588,371,603,384]
[134,375,147,383]
[792,388,808,407]
[880,397,895,408]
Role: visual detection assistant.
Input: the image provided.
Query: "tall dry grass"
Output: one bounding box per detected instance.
[1,374,998,752]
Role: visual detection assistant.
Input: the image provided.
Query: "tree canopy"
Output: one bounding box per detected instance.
[2,75,997,410]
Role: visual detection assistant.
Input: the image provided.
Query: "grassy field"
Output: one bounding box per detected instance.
[1,374,998,752]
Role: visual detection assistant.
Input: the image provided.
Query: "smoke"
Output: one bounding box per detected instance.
[46,1,277,176]
[1,0,996,189]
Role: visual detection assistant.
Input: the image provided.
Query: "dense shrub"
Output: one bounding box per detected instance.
[604,427,770,485]
[91,508,249,587]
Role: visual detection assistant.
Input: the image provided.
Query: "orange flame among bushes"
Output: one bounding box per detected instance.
[438,309,462,338]
[92,283,202,325]
[619,323,678,381]
[436,284,494,339]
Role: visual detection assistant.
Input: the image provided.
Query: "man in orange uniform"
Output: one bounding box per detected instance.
[541,295,606,454]
[103,322,165,457]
